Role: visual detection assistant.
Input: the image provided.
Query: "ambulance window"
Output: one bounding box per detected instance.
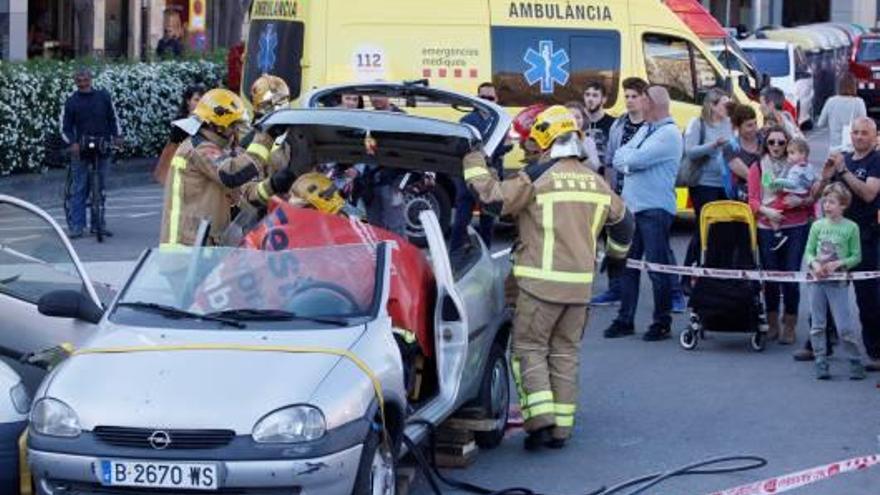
[693,47,724,95]
[643,34,696,103]
[491,27,621,107]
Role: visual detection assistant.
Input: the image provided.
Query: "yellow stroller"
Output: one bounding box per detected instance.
[680,201,769,351]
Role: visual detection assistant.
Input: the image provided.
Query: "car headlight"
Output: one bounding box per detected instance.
[30,398,81,438]
[9,382,31,414]
[252,405,325,443]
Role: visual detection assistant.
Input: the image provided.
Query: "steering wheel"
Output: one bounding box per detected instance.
[286,280,362,316]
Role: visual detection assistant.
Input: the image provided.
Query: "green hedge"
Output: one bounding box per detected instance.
[0,57,226,175]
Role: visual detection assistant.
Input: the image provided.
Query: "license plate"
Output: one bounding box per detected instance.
[100,459,218,490]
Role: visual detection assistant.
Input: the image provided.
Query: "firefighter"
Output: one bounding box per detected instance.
[249,74,293,175]
[160,88,299,247]
[464,105,634,449]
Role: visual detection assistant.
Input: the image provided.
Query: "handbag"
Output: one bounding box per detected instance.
[676,118,708,187]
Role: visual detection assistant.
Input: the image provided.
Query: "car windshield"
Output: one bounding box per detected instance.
[857,38,880,62]
[744,48,790,77]
[113,244,383,329]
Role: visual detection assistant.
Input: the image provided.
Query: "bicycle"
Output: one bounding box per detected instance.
[63,135,113,242]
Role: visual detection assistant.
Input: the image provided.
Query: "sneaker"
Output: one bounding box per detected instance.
[792,348,814,362]
[91,228,114,237]
[671,292,687,314]
[771,233,788,252]
[523,427,552,451]
[643,324,671,342]
[603,321,635,339]
[815,360,831,380]
[590,291,621,306]
[850,360,867,381]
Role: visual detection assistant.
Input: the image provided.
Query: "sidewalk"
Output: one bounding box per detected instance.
[0,157,157,206]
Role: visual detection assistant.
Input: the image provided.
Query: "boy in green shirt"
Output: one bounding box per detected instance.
[804,183,866,380]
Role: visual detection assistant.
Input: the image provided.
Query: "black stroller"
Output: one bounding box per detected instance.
[680,201,769,351]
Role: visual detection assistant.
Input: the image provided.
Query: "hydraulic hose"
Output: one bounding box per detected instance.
[403,417,767,495]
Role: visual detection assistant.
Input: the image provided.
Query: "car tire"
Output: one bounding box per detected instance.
[404,185,451,248]
[351,427,397,495]
[473,342,510,449]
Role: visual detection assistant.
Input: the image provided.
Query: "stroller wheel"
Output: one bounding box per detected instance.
[750,332,765,352]
[680,329,698,350]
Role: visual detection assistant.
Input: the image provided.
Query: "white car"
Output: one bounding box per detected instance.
[740,39,815,127]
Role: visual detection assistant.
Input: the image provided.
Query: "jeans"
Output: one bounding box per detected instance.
[809,282,863,362]
[684,185,727,269]
[449,177,494,252]
[616,209,674,328]
[366,184,407,238]
[758,224,809,316]
[853,226,880,359]
[67,156,109,233]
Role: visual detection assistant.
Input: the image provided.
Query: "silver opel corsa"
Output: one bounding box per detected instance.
[22,84,514,495]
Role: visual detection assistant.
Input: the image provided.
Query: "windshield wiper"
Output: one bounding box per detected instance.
[116,301,246,329]
[206,308,351,326]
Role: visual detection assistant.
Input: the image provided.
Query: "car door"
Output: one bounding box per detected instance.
[0,195,102,358]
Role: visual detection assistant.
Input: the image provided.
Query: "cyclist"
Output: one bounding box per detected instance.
[60,67,122,239]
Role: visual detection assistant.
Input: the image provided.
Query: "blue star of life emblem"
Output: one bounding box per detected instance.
[523,40,570,94]
[258,23,278,73]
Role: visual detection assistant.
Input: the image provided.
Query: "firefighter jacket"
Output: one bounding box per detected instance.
[464,151,629,304]
[159,131,278,247]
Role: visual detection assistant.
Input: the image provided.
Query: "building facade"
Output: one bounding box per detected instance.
[1,0,248,61]
[702,0,879,31]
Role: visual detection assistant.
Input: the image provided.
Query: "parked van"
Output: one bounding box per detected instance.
[241,0,759,216]
[739,39,814,126]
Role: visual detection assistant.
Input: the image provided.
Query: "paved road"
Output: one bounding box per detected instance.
[4,126,879,493]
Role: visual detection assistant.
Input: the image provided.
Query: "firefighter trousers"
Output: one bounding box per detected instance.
[511,290,588,440]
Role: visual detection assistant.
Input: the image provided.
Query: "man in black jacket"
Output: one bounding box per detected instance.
[61,68,121,238]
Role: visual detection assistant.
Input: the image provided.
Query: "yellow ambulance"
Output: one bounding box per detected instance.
[242,0,758,216]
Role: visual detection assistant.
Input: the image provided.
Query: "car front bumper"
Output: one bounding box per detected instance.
[29,444,362,495]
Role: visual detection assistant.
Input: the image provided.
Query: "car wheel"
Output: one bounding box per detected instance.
[473,343,510,449]
[352,428,396,495]
[403,185,451,248]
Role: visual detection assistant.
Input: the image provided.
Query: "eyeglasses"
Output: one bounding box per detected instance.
[767,140,787,146]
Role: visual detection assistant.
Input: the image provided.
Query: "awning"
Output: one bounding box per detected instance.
[664,0,727,40]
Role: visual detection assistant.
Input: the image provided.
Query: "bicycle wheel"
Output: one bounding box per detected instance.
[91,159,103,243]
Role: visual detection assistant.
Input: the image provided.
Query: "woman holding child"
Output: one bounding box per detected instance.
[747,126,816,344]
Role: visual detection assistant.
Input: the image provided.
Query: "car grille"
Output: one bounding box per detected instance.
[93,426,236,450]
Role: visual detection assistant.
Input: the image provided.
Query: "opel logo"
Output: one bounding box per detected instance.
[148,431,172,450]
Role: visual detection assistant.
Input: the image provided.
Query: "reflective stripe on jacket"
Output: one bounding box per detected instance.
[159,132,275,247]
[464,151,625,304]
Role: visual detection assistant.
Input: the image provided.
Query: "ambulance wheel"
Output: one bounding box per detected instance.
[473,343,510,449]
[352,427,397,495]
[680,329,698,350]
[750,332,765,352]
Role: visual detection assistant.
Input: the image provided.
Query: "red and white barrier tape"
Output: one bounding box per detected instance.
[706,454,880,495]
[626,260,880,283]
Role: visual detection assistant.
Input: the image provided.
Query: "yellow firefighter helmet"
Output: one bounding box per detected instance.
[250,74,291,117]
[290,172,346,215]
[193,88,248,131]
[529,105,581,151]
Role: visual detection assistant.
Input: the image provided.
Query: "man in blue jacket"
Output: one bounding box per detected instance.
[60,68,122,238]
[605,85,681,341]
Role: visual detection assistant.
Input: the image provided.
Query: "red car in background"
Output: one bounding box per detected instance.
[850,33,880,112]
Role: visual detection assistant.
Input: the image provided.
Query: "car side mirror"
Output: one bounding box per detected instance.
[38,290,103,324]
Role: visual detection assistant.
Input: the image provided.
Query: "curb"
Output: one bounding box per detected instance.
[0,158,158,206]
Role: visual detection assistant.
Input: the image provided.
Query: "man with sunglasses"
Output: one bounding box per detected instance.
[450,82,512,251]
